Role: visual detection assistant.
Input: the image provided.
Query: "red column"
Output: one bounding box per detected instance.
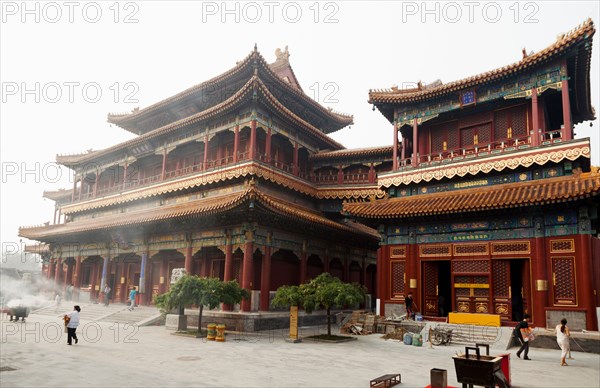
[412,119,419,167]
[203,135,209,170]
[250,120,257,159]
[401,136,406,161]
[343,259,350,282]
[241,231,254,312]
[184,244,193,275]
[48,258,55,279]
[223,234,233,311]
[408,232,418,300]
[78,177,82,200]
[293,142,299,176]
[266,127,272,162]
[531,236,548,327]
[93,171,100,198]
[531,87,540,146]
[376,247,385,315]
[260,244,272,311]
[300,241,307,284]
[65,259,74,287]
[392,123,398,170]
[161,149,167,180]
[324,250,330,273]
[123,161,128,187]
[577,234,597,330]
[53,207,57,224]
[368,163,375,184]
[337,166,343,184]
[233,125,239,163]
[160,258,169,294]
[54,258,62,287]
[73,256,82,287]
[71,174,77,201]
[561,79,573,141]
[90,262,98,301]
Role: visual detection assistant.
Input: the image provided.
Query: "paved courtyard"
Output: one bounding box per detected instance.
[1,312,599,388]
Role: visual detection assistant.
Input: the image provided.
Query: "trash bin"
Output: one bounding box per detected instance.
[430,368,447,388]
[216,324,226,342]
[207,324,216,341]
[403,332,412,345]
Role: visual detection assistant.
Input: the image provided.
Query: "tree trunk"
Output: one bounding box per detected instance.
[327,307,331,336]
[196,305,204,338]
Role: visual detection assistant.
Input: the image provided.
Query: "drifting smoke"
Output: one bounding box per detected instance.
[0,272,58,310]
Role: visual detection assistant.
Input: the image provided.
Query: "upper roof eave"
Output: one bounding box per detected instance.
[368,19,595,107]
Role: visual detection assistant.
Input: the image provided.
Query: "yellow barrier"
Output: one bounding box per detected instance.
[448,312,501,327]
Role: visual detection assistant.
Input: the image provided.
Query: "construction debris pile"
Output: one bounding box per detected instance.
[382,327,408,340]
[339,310,384,335]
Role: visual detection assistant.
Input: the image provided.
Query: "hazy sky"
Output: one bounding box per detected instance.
[1,1,599,260]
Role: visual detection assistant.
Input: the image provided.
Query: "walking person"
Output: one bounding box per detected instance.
[64,305,81,345]
[54,292,62,312]
[127,287,137,311]
[405,292,414,320]
[514,314,532,360]
[556,318,571,366]
[103,285,112,307]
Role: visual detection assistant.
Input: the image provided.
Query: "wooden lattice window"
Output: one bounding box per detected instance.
[494,109,509,140]
[453,260,490,273]
[550,239,575,253]
[420,245,451,257]
[430,121,459,154]
[390,246,406,258]
[493,104,528,141]
[454,243,489,256]
[552,257,576,305]
[391,260,406,298]
[491,242,530,255]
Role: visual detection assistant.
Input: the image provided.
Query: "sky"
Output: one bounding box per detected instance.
[1,1,599,265]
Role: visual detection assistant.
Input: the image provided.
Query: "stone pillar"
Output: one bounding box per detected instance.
[561,79,573,141]
[260,234,272,311]
[241,230,254,312]
[392,123,398,170]
[90,262,98,301]
[412,119,419,167]
[531,87,540,146]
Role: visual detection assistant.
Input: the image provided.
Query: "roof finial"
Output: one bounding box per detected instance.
[254,43,258,52]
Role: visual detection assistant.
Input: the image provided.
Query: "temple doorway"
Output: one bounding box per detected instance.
[492,258,531,322]
[422,260,452,317]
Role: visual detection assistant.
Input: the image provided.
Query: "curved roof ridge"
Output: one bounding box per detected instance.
[369,18,595,103]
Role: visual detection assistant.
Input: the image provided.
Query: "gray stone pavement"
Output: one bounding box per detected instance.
[1,313,599,388]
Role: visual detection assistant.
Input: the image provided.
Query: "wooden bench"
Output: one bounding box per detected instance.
[370,373,401,388]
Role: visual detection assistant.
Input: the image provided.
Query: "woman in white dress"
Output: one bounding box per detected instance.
[556,318,571,366]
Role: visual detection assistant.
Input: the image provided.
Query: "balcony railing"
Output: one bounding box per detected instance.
[398,134,540,168]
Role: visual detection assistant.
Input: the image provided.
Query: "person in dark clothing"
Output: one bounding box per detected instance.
[514,313,532,360]
[405,292,414,320]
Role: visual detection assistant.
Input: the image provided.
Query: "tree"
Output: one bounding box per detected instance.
[154,275,249,337]
[272,273,366,336]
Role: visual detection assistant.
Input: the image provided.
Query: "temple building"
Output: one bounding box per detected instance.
[19,46,391,311]
[344,19,600,329]
[20,21,599,329]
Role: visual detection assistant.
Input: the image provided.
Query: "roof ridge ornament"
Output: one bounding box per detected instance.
[274,45,290,64]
